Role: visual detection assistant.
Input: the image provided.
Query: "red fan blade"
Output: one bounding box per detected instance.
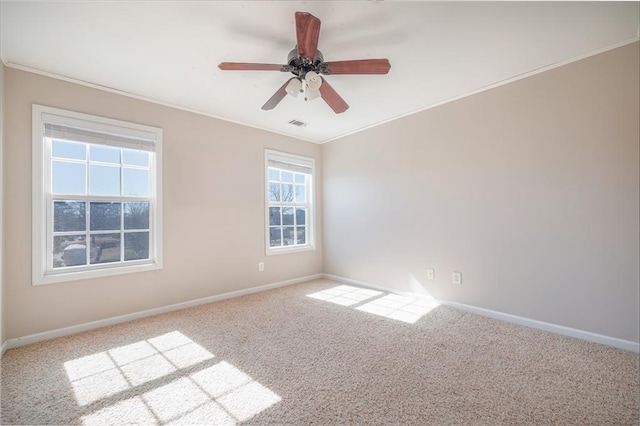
[219,62,286,71]
[295,12,321,60]
[322,59,391,75]
[319,77,349,114]
[262,78,295,111]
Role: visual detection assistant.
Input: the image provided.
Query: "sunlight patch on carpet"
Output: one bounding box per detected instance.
[142,377,211,422]
[356,294,439,324]
[217,381,282,421]
[188,361,280,423]
[64,331,214,406]
[306,285,383,306]
[308,285,439,324]
[82,396,157,426]
[64,331,281,424]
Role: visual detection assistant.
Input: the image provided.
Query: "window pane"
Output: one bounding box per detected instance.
[90,202,121,231]
[54,201,86,232]
[294,173,305,184]
[269,207,281,226]
[268,168,280,182]
[90,145,120,164]
[124,202,149,230]
[281,171,294,183]
[123,149,149,167]
[282,207,294,225]
[295,185,306,203]
[296,207,306,225]
[124,232,149,261]
[123,168,149,197]
[52,140,86,160]
[269,227,282,247]
[53,161,86,195]
[90,165,120,196]
[283,227,294,246]
[281,184,294,202]
[53,235,87,268]
[90,234,121,264]
[296,226,306,245]
[269,183,280,201]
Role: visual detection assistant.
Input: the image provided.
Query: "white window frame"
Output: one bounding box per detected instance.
[32,104,163,285]
[265,149,315,256]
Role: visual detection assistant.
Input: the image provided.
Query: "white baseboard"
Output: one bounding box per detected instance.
[0,340,7,358]
[438,300,640,353]
[323,273,640,353]
[3,274,322,354]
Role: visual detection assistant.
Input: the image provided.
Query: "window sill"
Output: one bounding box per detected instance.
[33,261,162,286]
[265,245,315,257]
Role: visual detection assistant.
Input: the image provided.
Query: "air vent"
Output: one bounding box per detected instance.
[288,119,308,127]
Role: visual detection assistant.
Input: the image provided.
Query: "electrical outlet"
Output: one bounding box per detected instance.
[258,262,264,272]
[452,271,462,284]
[427,268,435,280]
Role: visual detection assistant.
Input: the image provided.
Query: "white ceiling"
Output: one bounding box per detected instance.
[1,1,638,143]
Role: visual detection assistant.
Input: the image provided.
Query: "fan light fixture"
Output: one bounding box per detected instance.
[285,72,323,102]
[285,78,302,97]
[305,71,322,90]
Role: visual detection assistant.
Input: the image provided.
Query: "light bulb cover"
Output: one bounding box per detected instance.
[305,71,322,91]
[285,78,302,97]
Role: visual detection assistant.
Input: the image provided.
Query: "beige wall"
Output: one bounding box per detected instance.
[3,68,323,339]
[322,43,640,342]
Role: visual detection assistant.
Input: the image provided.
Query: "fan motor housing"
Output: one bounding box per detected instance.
[287,47,324,77]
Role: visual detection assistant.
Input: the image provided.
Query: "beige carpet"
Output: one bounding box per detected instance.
[1,279,639,425]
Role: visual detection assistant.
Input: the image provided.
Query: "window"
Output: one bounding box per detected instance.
[32,105,162,285]
[265,150,315,255]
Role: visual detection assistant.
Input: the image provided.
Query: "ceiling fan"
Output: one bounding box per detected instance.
[218,12,391,114]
